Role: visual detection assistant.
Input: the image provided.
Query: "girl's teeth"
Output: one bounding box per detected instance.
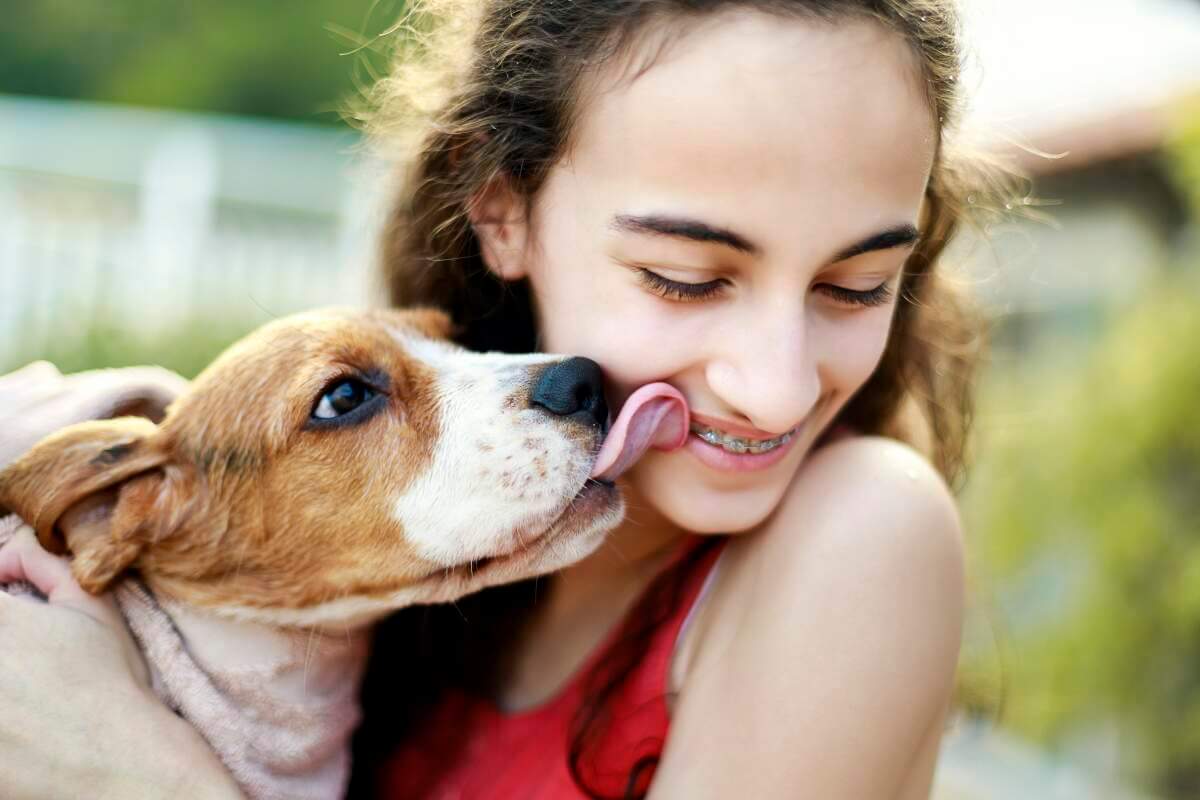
[690,424,793,455]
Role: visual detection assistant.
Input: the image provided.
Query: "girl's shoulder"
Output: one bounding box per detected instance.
[757,433,962,561]
[658,436,965,793]
[725,434,962,620]
[681,434,965,662]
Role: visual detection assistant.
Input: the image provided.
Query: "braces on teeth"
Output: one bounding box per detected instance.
[690,424,794,455]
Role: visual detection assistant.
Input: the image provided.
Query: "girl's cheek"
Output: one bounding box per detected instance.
[815,308,896,391]
[540,272,697,383]
[591,310,703,394]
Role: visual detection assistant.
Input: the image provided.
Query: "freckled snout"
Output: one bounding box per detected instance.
[530,356,609,432]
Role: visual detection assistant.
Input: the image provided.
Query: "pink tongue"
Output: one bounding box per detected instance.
[591,383,689,483]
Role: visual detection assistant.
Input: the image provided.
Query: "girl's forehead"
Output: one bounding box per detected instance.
[583,9,934,128]
[558,11,937,246]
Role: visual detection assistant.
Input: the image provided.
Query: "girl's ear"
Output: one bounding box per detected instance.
[469,176,530,281]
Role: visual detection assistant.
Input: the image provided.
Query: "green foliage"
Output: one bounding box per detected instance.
[965,279,1200,796]
[1167,96,1200,217]
[1,315,258,381]
[960,101,1200,798]
[0,0,407,124]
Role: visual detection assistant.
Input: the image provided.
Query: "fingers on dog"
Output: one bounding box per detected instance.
[0,417,172,595]
[0,525,81,602]
[0,527,135,647]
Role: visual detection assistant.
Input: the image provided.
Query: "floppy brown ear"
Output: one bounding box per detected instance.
[0,417,175,592]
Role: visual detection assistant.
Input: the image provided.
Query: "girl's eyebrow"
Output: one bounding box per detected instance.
[831,224,921,263]
[610,214,759,255]
[611,214,920,263]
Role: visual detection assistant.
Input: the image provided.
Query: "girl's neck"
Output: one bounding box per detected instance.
[495,480,689,711]
[550,479,688,614]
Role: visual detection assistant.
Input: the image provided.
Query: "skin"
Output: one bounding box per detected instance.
[0,9,964,799]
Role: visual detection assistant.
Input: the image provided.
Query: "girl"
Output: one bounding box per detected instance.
[0,0,996,796]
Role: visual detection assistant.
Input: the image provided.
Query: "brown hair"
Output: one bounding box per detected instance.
[350,1,1017,796]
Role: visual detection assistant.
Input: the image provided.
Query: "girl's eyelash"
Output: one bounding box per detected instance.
[634,268,727,301]
[817,282,895,308]
[634,267,895,308]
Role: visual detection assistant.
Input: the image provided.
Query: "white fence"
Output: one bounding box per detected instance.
[0,95,386,366]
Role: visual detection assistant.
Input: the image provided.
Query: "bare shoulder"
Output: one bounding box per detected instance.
[713,435,965,609]
[658,437,965,797]
[753,434,963,573]
[685,435,967,668]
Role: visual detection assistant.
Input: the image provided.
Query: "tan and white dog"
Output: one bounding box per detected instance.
[0,307,688,800]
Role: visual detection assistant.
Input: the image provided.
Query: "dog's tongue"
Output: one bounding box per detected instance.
[591,383,689,483]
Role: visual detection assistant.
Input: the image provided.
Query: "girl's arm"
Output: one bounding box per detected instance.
[0,529,245,800]
[651,436,965,799]
[0,360,188,469]
[0,363,243,799]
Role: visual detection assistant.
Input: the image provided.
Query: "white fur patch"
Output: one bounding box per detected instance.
[389,333,599,566]
[215,499,621,628]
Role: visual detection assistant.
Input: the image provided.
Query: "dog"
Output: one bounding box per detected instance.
[0,306,687,800]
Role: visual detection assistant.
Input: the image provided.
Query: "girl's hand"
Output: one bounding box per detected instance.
[0,360,188,470]
[0,362,240,798]
[0,527,244,800]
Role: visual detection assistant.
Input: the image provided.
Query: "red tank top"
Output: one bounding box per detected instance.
[379,537,726,799]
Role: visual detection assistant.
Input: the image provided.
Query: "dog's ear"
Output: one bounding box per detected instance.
[0,417,183,593]
[380,307,456,341]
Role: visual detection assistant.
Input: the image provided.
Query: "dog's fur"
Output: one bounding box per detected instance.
[0,307,622,799]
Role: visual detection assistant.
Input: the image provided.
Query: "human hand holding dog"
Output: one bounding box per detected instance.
[0,527,245,799]
[0,360,188,470]
[0,361,243,798]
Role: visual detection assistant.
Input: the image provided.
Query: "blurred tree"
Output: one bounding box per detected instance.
[965,109,1200,798]
[1,313,258,381]
[0,0,405,124]
[970,283,1199,795]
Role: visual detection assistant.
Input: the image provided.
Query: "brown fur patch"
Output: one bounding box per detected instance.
[132,309,448,611]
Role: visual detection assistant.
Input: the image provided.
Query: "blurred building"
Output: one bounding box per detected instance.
[935,718,1159,800]
[954,0,1200,351]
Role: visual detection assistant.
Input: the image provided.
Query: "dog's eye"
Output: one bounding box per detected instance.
[313,379,376,420]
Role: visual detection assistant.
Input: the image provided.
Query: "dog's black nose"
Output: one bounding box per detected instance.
[531,357,608,430]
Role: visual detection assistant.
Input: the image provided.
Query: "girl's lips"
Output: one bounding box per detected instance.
[683,398,831,473]
[683,426,800,472]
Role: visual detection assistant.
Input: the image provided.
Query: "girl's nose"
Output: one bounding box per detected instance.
[705,314,821,436]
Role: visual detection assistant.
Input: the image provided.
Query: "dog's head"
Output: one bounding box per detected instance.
[0,308,623,626]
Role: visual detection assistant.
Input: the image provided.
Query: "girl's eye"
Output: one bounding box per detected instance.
[816,282,895,308]
[635,268,727,302]
[312,378,377,421]
[635,265,895,308]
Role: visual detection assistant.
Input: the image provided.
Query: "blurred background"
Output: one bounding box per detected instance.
[0,1,1197,798]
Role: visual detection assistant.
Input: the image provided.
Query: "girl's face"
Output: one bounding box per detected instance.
[480,12,938,535]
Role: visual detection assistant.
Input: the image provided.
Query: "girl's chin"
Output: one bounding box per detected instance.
[623,451,799,535]
[661,496,779,535]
